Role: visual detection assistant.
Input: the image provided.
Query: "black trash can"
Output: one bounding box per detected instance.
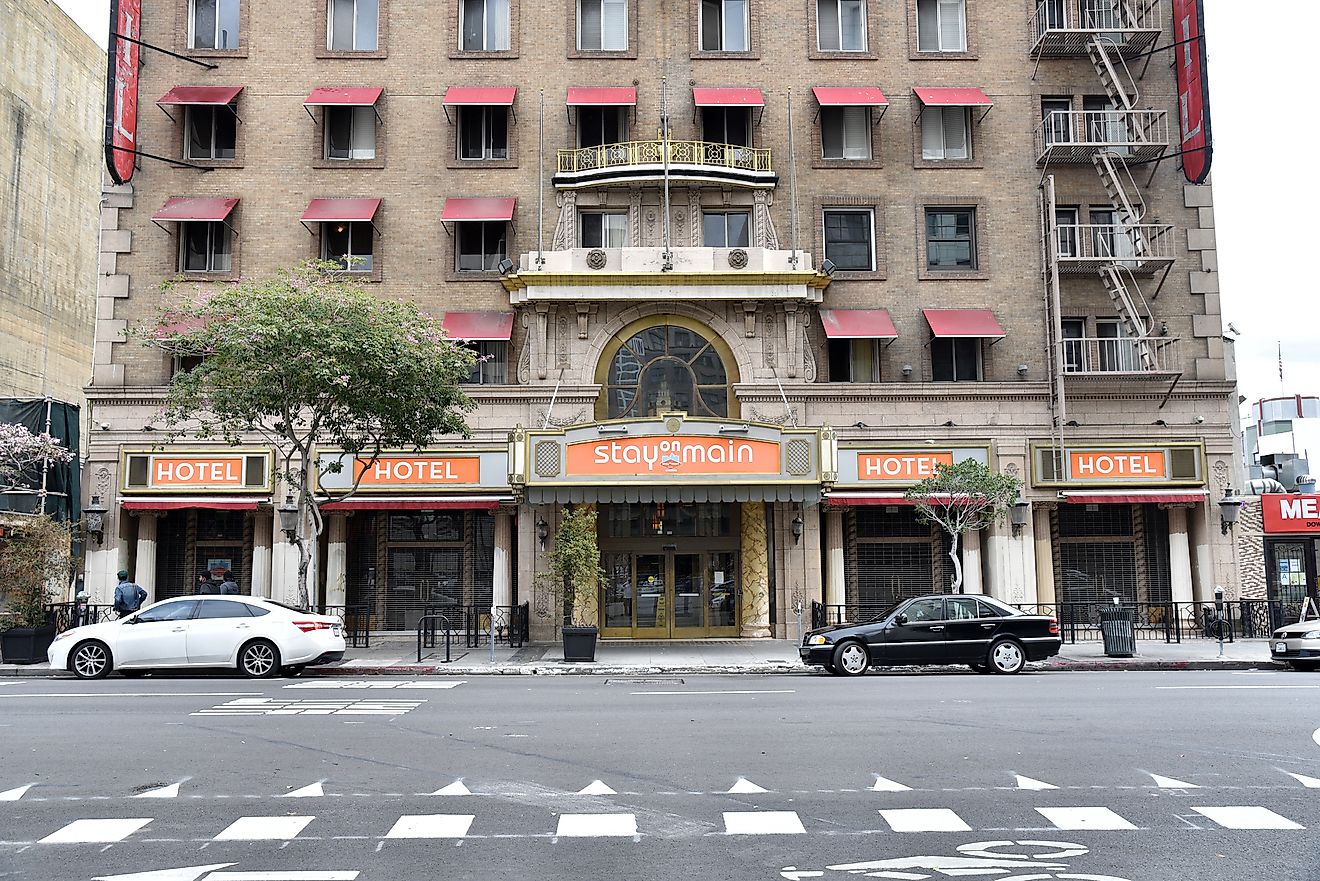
[1098,604,1136,658]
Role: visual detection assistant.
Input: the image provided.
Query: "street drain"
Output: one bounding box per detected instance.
[603,677,685,686]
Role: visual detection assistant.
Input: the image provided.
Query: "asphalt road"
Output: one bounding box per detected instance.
[1,669,1318,881]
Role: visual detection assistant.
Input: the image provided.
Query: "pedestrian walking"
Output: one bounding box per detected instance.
[195,572,215,595]
[219,571,239,595]
[112,570,147,618]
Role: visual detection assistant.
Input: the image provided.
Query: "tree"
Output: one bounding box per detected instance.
[539,506,604,628]
[904,460,1021,594]
[144,263,476,609]
[0,423,74,493]
[0,515,74,628]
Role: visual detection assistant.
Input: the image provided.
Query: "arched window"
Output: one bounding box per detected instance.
[600,322,733,419]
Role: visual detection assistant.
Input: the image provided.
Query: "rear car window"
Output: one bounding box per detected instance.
[196,600,253,619]
[976,599,1006,618]
[242,604,271,617]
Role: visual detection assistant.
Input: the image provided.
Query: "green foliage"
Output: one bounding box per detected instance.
[904,460,1022,593]
[0,515,73,629]
[543,506,605,628]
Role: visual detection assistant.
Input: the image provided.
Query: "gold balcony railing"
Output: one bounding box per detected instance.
[1035,110,1169,164]
[556,139,774,175]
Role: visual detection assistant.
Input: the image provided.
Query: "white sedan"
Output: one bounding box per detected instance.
[48,596,346,680]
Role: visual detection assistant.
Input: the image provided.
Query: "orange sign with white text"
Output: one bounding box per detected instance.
[354,456,481,487]
[858,452,954,482]
[1068,450,1167,481]
[566,437,781,477]
[151,457,247,488]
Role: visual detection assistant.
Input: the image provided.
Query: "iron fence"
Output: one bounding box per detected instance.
[44,602,117,632]
[460,603,529,648]
[810,602,897,630]
[312,604,372,649]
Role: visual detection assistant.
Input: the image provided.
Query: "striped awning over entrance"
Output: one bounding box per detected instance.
[527,485,821,504]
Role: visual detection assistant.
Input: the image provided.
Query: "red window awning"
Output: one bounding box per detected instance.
[812,87,888,107]
[320,497,504,511]
[440,197,516,222]
[825,493,916,507]
[442,311,515,341]
[913,87,993,107]
[442,86,517,106]
[692,87,765,107]
[152,197,239,222]
[303,87,383,106]
[1064,492,1208,505]
[566,87,637,106]
[820,309,898,339]
[121,499,261,511]
[157,85,243,106]
[923,309,1006,339]
[301,198,381,223]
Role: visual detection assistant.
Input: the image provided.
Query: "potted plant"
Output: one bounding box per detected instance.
[0,515,73,664]
[543,506,604,663]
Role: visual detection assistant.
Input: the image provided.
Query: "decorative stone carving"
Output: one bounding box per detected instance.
[645,209,657,245]
[762,311,777,367]
[802,331,817,382]
[687,188,703,245]
[551,191,577,252]
[784,304,799,379]
[728,248,748,269]
[753,191,780,249]
[628,190,643,247]
[517,311,532,383]
[586,249,607,269]
[576,303,593,339]
[747,405,792,426]
[94,465,112,497]
[1005,462,1020,478]
[534,407,589,428]
[742,301,758,338]
[739,502,772,638]
[534,305,549,380]
[1212,459,1230,492]
[555,314,570,368]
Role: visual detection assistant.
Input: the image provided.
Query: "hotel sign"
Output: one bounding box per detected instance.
[1262,494,1320,535]
[1031,443,1205,487]
[568,437,781,477]
[317,450,508,493]
[122,449,273,493]
[834,446,988,488]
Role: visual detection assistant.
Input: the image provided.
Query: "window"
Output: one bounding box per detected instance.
[916,0,966,51]
[603,323,732,418]
[325,106,376,160]
[1038,0,1065,29]
[463,341,508,384]
[920,107,969,160]
[1054,206,1078,257]
[903,597,945,622]
[458,107,508,160]
[196,599,252,618]
[578,106,628,148]
[1096,319,1137,371]
[925,208,975,269]
[1089,208,1137,262]
[1040,97,1071,145]
[180,221,232,273]
[827,338,880,382]
[461,0,510,50]
[185,106,236,160]
[817,0,865,50]
[456,221,508,271]
[703,212,749,247]
[1083,95,1128,153]
[580,212,628,247]
[135,600,199,623]
[821,107,869,160]
[579,0,627,50]
[823,209,874,271]
[190,0,240,49]
[946,597,980,620]
[931,337,980,381]
[701,107,750,146]
[700,0,749,51]
[327,0,377,50]
[322,221,373,272]
[1061,317,1085,372]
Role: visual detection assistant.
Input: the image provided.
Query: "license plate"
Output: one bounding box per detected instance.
[1275,641,1288,653]
[334,624,343,637]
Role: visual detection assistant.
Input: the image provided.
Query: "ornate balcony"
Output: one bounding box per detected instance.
[553,140,777,190]
[1054,224,1176,276]
[1035,110,1169,165]
[1063,336,1181,380]
[1029,0,1162,58]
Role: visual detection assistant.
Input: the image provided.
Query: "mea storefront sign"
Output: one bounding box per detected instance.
[316,450,507,493]
[104,0,141,184]
[1262,494,1320,534]
[834,447,988,488]
[121,450,272,493]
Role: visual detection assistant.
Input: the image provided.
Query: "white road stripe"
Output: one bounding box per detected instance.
[431,780,471,796]
[1284,771,1320,788]
[578,780,616,795]
[555,813,638,837]
[1192,806,1304,830]
[1036,807,1138,830]
[728,777,769,794]
[869,775,912,792]
[214,816,315,841]
[723,811,806,835]
[40,819,152,844]
[1149,774,1199,789]
[879,809,971,832]
[631,690,795,695]
[1156,685,1320,690]
[0,692,262,699]
[1014,775,1059,791]
[285,680,464,689]
[281,782,324,798]
[133,782,181,799]
[384,814,474,838]
[0,783,34,801]
[208,874,359,880]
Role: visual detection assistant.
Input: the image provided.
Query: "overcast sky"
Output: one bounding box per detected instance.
[52,0,1318,409]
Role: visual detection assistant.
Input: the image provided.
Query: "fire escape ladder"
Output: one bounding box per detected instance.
[1097,263,1157,370]
[1041,177,1067,455]
[1092,151,1146,224]
[1087,36,1140,110]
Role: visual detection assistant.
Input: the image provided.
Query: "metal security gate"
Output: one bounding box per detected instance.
[1053,504,1171,622]
[154,508,254,599]
[837,507,951,623]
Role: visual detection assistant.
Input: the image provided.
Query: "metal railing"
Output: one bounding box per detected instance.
[462,603,530,649]
[1062,336,1179,376]
[417,614,455,664]
[44,602,117,632]
[1054,223,1175,272]
[556,139,773,175]
[312,604,371,649]
[811,602,897,630]
[1030,0,1162,52]
[1013,601,1305,644]
[1035,110,1168,163]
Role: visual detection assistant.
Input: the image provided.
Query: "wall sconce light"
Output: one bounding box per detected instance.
[83,495,108,546]
[1218,487,1243,535]
[276,493,299,540]
[1016,364,1029,379]
[901,364,913,378]
[536,516,548,550]
[791,512,804,544]
[1009,494,1030,537]
[820,259,837,277]
[497,257,515,276]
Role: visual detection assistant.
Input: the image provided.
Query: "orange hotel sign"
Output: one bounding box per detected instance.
[1068,449,1166,481]
[857,452,953,482]
[151,456,248,488]
[353,455,481,487]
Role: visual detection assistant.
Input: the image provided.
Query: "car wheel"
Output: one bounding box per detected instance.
[822,662,840,675]
[238,640,281,678]
[281,665,307,678]
[988,639,1026,675]
[70,641,112,680]
[832,641,870,677]
[968,663,990,674]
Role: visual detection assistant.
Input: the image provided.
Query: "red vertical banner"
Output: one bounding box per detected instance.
[1172,0,1212,184]
[104,0,142,184]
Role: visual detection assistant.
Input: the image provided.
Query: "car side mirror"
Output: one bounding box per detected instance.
[894,613,909,626]
[125,616,141,624]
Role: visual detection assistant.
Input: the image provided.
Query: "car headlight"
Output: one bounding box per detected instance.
[807,635,829,646]
[1302,631,1320,640]
[52,631,74,642]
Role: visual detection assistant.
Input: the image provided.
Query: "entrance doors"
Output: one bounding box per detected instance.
[601,549,739,638]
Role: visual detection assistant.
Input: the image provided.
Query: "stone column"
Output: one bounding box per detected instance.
[960,528,983,594]
[1034,506,1056,605]
[824,508,845,607]
[739,502,771,638]
[1167,505,1195,606]
[493,509,513,612]
[1188,502,1215,602]
[324,513,348,607]
[133,512,159,604]
[251,513,273,599]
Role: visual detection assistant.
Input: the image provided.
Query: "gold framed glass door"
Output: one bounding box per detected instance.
[631,553,669,637]
[670,553,706,637]
[599,549,740,638]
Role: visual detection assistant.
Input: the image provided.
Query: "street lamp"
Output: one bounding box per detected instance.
[1218,487,1244,535]
[1009,494,1030,537]
[277,493,299,540]
[791,512,804,544]
[536,516,548,550]
[82,495,108,546]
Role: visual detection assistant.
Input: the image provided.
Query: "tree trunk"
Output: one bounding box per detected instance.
[947,530,963,594]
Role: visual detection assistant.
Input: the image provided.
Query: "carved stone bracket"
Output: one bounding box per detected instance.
[784,304,799,379]
[517,310,532,383]
[753,190,780,250]
[551,191,577,252]
[576,302,595,339]
[742,301,758,338]
[687,188,703,246]
[535,304,550,380]
[628,189,643,247]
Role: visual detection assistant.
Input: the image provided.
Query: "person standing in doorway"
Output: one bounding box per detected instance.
[219,571,240,595]
[112,570,147,618]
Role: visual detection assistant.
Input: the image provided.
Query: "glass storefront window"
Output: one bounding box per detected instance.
[604,503,734,538]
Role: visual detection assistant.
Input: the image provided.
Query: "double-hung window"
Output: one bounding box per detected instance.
[817,0,865,51]
[325,106,376,160]
[921,107,969,160]
[703,212,750,247]
[465,342,508,384]
[821,107,869,159]
[701,108,750,147]
[578,106,628,148]
[916,0,966,52]
[1061,318,1085,372]
[459,107,509,160]
[461,0,510,50]
[1054,207,1078,258]
[579,0,627,50]
[580,212,629,248]
[190,0,241,49]
[327,0,378,50]
[185,106,237,160]
[823,210,874,271]
[925,208,975,270]
[1041,97,1072,146]
[323,222,373,272]
[827,338,880,382]
[180,221,232,273]
[1096,319,1136,371]
[456,222,508,271]
[700,0,749,51]
[931,337,980,381]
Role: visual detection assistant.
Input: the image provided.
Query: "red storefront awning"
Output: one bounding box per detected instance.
[320,498,505,511]
[820,309,898,339]
[121,499,261,511]
[152,197,239,222]
[157,85,243,106]
[440,197,516,222]
[692,87,765,107]
[566,87,637,106]
[913,87,993,107]
[826,493,916,507]
[303,87,383,106]
[812,87,888,107]
[442,311,515,341]
[923,309,1006,339]
[442,86,517,106]
[1064,492,1208,505]
[301,198,381,223]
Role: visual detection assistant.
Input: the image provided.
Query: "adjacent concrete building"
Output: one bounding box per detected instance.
[85,0,1241,641]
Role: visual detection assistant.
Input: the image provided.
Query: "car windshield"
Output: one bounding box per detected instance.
[861,602,903,623]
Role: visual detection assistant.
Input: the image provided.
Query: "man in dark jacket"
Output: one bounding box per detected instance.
[219,571,240,595]
[112,571,148,617]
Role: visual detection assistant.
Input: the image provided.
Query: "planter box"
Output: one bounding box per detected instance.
[562,625,599,663]
[1,625,57,665]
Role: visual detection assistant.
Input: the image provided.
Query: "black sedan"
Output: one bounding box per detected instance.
[800,594,1062,676]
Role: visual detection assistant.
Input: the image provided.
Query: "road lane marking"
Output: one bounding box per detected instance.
[1192,806,1305,830]
[214,816,315,841]
[0,692,263,699]
[728,777,769,794]
[555,813,638,837]
[209,874,359,880]
[133,782,183,799]
[723,811,805,835]
[630,690,795,695]
[1156,685,1320,690]
[431,780,471,796]
[578,780,616,795]
[281,782,324,799]
[1036,807,1138,830]
[1014,775,1059,791]
[879,809,971,833]
[870,775,913,792]
[285,680,463,690]
[0,784,34,801]
[192,699,425,716]
[1148,774,1199,789]
[40,819,152,843]
[384,814,474,838]
[1283,771,1320,788]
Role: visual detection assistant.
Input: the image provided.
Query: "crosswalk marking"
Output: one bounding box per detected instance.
[1283,771,1320,789]
[282,782,325,799]
[878,809,971,833]
[578,780,616,795]
[869,775,912,792]
[1148,774,1199,789]
[432,780,471,796]
[0,783,34,801]
[728,777,768,794]
[555,813,638,837]
[133,783,181,799]
[1192,806,1305,830]
[285,680,464,690]
[214,816,315,841]
[39,818,152,844]
[193,699,425,717]
[1036,807,1138,830]
[1014,775,1059,791]
[384,814,475,838]
[723,811,805,835]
